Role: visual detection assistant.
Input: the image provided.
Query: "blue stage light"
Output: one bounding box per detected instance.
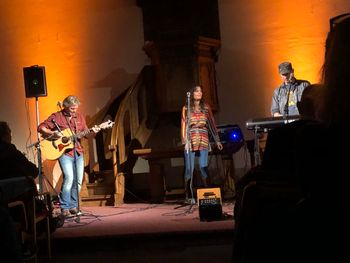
[217,124,244,143]
[227,129,243,143]
[214,124,245,154]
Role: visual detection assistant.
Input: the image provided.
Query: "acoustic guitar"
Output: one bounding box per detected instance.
[40,120,114,160]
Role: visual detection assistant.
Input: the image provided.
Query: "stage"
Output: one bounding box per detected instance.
[39,201,235,263]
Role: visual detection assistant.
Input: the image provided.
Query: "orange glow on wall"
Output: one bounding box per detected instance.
[1,1,145,161]
[217,0,348,123]
[1,0,350,177]
[2,1,99,149]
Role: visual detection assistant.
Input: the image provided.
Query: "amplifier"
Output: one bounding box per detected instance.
[197,188,223,221]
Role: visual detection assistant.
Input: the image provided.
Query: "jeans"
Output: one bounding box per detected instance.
[184,149,209,181]
[58,153,84,210]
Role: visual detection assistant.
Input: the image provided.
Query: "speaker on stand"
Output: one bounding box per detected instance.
[23,65,47,193]
[23,66,47,98]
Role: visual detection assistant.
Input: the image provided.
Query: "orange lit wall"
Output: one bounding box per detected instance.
[217,0,350,139]
[1,0,350,176]
[0,0,145,162]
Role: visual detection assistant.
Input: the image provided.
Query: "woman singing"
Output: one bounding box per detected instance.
[180,85,223,204]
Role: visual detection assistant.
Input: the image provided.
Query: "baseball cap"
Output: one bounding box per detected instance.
[278,62,293,74]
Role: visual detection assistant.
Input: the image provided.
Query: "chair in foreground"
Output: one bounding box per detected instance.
[233,180,303,263]
[8,191,52,262]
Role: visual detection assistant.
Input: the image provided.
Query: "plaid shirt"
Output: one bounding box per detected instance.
[38,110,88,157]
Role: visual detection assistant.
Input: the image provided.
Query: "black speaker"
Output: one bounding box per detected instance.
[197,188,223,221]
[23,66,47,98]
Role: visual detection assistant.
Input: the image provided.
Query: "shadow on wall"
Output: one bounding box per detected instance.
[90,67,139,104]
[217,48,271,140]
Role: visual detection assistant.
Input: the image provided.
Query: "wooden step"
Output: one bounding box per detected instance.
[91,170,115,184]
[81,194,114,206]
[80,170,116,206]
[86,182,114,196]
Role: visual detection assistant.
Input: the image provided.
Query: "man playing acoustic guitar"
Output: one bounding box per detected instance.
[38,95,112,218]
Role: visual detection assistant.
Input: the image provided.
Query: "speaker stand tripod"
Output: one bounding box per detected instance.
[31,96,55,194]
[34,96,44,193]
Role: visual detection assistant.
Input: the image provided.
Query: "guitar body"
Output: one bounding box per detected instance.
[40,120,114,160]
[40,128,75,160]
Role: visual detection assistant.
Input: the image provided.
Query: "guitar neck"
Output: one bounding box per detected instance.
[71,121,113,140]
[41,121,113,161]
[74,128,92,140]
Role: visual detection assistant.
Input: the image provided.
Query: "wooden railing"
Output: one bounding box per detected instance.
[109,67,153,205]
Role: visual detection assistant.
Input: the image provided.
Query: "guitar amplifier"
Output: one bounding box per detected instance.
[197,188,223,221]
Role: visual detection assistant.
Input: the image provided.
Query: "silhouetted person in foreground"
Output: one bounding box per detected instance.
[0,121,39,181]
[0,121,39,262]
[234,84,322,220]
[294,14,350,262]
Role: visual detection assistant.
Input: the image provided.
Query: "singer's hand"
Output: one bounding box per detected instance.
[216,142,223,151]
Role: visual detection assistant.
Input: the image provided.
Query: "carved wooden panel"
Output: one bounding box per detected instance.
[196,37,221,111]
[138,0,221,113]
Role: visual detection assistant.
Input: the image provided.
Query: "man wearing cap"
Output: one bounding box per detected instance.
[271,62,310,117]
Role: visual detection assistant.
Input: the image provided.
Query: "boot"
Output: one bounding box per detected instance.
[200,176,210,188]
[205,176,212,188]
[184,179,195,204]
[199,167,211,188]
[201,176,212,188]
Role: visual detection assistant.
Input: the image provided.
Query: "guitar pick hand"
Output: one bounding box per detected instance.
[51,131,62,140]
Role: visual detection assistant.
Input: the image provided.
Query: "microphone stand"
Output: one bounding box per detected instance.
[186,92,191,155]
[185,92,195,206]
[34,96,44,193]
[284,82,292,118]
[72,118,82,223]
[64,114,81,223]
[253,125,261,166]
[175,92,195,210]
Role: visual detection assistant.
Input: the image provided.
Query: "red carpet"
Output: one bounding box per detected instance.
[53,201,235,239]
[37,201,235,263]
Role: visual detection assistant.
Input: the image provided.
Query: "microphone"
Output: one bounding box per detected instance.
[51,119,62,133]
[187,92,191,98]
[284,84,291,117]
[57,101,62,109]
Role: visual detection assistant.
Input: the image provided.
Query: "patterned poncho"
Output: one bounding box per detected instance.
[181,104,220,151]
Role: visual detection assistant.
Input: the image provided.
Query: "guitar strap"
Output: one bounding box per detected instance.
[64,115,74,133]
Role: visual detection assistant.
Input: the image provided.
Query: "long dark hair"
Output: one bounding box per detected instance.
[188,85,206,111]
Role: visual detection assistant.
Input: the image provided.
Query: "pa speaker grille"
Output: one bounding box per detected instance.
[23,66,47,98]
